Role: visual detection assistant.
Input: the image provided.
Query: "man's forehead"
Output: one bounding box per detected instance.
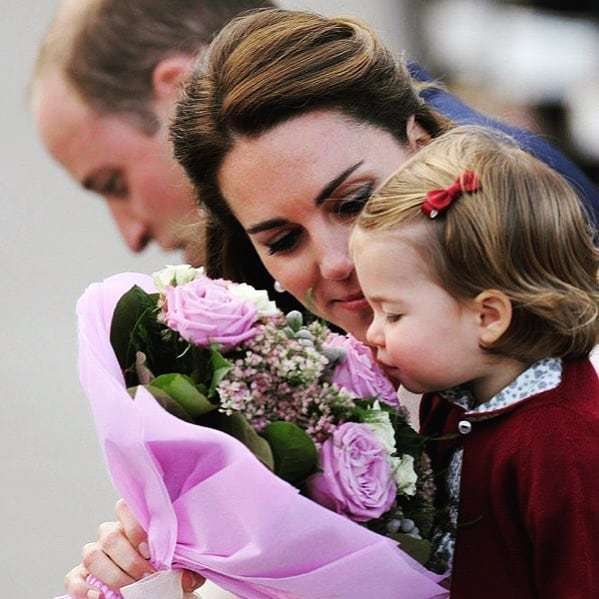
[34,73,91,151]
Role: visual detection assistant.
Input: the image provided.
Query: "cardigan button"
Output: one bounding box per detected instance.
[458,420,472,435]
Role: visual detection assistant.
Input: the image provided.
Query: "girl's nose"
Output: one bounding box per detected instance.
[366,316,384,348]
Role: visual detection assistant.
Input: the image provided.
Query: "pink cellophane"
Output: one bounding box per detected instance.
[61,273,448,599]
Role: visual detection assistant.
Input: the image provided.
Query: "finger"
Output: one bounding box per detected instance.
[115,499,148,552]
[64,564,95,599]
[97,523,155,581]
[82,541,137,589]
[180,569,206,593]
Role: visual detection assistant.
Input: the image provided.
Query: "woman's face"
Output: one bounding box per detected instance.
[218,110,415,341]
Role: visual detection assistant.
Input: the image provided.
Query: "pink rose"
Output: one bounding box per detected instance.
[326,334,398,405]
[307,422,396,522]
[163,277,258,349]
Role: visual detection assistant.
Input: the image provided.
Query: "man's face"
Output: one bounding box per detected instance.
[33,72,203,264]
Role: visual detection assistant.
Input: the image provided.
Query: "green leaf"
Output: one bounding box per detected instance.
[393,533,432,566]
[110,285,157,374]
[208,345,233,397]
[151,373,215,418]
[207,412,274,470]
[261,421,318,484]
[129,384,194,423]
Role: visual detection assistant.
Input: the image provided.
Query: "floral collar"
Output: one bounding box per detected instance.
[440,358,563,421]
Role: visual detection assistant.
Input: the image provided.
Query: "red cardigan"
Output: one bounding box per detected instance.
[420,359,599,598]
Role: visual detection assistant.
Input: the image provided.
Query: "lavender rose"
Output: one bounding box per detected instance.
[307,422,396,522]
[163,277,258,349]
[325,334,398,405]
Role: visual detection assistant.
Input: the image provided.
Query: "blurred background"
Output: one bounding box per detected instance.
[2,1,597,596]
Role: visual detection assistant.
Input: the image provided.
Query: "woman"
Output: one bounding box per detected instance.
[65,9,599,597]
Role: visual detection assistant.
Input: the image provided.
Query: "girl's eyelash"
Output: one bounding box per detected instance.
[385,313,402,323]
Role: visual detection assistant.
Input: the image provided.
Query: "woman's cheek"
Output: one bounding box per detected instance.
[266,256,313,307]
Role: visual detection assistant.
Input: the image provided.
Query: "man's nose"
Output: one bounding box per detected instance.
[107,200,150,253]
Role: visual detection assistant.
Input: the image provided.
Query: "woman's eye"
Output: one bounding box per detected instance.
[334,184,374,218]
[266,229,301,255]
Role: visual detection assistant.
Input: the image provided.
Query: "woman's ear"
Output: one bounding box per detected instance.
[405,115,431,152]
[472,289,513,347]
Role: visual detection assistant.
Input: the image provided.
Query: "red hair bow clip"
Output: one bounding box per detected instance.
[421,170,480,219]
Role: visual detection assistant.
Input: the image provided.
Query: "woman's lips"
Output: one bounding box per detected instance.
[331,292,370,312]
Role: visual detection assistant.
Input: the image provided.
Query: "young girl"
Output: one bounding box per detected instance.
[351,125,599,598]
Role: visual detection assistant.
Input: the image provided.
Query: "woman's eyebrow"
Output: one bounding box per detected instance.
[313,161,364,206]
[246,217,289,235]
[245,161,365,234]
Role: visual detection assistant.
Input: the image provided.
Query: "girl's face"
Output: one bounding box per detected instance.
[353,228,487,393]
[217,110,415,341]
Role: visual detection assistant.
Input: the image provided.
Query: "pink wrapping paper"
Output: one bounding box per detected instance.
[66,273,448,599]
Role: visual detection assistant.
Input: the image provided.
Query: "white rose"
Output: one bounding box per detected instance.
[228,282,280,318]
[390,454,418,496]
[363,401,397,455]
[152,264,203,292]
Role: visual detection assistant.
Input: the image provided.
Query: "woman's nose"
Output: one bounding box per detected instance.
[318,245,354,281]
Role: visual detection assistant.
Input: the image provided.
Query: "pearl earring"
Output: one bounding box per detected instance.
[274,280,285,293]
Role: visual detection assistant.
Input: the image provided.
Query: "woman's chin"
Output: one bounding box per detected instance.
[331,308,373,342]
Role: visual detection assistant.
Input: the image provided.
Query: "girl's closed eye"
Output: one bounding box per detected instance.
[385,313,402,324]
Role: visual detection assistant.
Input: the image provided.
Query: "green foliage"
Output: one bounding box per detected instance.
[110,286,160,386]
[208,345,233,397]
[150,373,215,419]
[202,412,274,470]
[262,421,318,485]
[111,285,198,386]
[393,533,432,566]
[129,384,194,423]
[392,413,427,457]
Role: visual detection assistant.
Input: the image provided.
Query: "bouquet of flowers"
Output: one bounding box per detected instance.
[61,267,447,599]
[114,265,435,556]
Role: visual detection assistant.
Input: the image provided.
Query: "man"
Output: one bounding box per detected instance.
[33,0,275,266]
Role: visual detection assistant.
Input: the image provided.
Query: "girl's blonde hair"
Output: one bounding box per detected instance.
[356,126,599,362]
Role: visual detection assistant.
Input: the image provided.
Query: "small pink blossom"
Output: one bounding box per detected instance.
[325,334,398,405]
[163,277,258,349]
[306,422,396,522]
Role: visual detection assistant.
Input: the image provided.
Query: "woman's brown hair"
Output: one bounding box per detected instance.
[171,8,448,308]
[356,126,599,361]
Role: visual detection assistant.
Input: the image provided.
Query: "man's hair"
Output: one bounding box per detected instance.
[356,126,599,362]
[34,0,275,133]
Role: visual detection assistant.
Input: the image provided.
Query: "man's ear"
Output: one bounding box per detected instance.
[472,289,513,347]
[151,53,196,101]
[406,114,431,153]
